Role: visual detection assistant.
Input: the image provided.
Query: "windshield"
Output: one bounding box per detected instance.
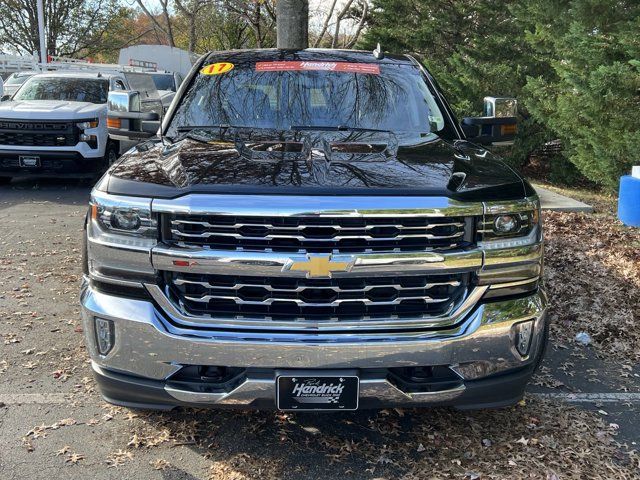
[6,73,34,86]
[151,74,175,92]
[13,77,109,103]
[167,62,446,138]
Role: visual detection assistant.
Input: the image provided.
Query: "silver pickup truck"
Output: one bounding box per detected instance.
[80,48,546,411]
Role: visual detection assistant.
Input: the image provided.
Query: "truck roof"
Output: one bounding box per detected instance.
[9,70,39,77]
[30,71,121,79]
[203,48,414,66]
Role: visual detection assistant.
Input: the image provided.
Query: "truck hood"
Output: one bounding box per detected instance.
[0,100,105,119]
[106,130,528,201]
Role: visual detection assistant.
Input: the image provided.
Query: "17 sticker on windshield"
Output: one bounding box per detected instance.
[200,63,234,75]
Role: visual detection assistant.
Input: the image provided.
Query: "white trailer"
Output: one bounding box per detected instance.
[118,45,196,77]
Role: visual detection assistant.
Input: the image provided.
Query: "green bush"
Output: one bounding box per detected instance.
[361,0,640,190]
[518,0,640,190]
[548,156,585,186]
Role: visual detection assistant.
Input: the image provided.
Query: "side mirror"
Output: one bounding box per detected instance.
[0,95,11,102]
[107,91,161,142]
[461,97,518,145]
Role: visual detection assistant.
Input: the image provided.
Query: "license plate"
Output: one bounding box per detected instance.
[277,375,359,411]
[19,155,40,167]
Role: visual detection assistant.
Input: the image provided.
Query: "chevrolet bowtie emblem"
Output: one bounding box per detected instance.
[288,255,352,278]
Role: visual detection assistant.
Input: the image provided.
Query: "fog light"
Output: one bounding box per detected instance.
[80,134,98,149]
[95,318,114,355]
[514,320,534,356]
[494,214,520,234]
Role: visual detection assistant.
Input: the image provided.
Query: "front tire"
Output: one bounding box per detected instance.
[0,176,12,185]
[104,141,119,167]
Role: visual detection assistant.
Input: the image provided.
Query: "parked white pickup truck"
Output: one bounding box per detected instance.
[0,70,160,182]
[148,71,183,107]
[1,71,38,98]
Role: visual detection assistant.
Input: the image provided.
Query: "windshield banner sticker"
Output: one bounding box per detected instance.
[200,62,235,75]
[256,61,380,75]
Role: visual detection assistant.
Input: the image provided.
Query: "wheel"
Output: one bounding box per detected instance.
[104,141,119,167]
[0,176,12,185]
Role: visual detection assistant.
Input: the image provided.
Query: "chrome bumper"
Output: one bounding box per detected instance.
[81,284,547,408]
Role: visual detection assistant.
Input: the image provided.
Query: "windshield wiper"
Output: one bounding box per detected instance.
[290,125,391,133]
[176,124,243,132]
[167,125,243,143]
[167,124,392,143]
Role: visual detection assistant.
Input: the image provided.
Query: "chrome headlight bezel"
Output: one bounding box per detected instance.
[89,191,158,248]
[478,196,543,299]
[478,197,542,250]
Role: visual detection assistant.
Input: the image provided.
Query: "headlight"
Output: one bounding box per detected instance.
[478,198,541,249]
[86,192,157,285]
[111,210,141,230]
[89,192,157,248]
[76,119,99,129]
[493,214,519,234]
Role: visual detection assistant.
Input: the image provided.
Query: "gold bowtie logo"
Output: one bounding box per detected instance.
[288,255,352,278]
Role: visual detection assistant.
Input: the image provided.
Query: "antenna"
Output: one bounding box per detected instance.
[373,43,385,60]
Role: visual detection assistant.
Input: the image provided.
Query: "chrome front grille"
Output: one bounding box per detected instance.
[151,195,484,331]
[164,214,469,253]
[163,272,470,322]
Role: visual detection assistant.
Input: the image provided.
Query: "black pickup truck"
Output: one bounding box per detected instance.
[81,49,546,411]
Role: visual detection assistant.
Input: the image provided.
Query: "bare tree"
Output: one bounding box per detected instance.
[342,0,369,48]
[134,0,176,47]
[0,0,126,56]
[313,0,338,48]
[225,0,277,48]
[312,0,370,49]
[174,0,214,52]
[331,0,356,47]
[135,0,277,51]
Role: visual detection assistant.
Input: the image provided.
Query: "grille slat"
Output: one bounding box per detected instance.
[172,219,465,231]
[173,278,461,292]
[165,272,469,322]
[165,214,468,253]
[170,229,465,241]
[182,294,450,306]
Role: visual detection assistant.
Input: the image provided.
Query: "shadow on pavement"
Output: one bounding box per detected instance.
[0,177,93,212]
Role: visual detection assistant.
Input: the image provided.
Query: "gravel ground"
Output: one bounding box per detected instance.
[0,179,639,480]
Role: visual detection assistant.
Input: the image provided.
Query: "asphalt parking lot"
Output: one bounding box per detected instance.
[1,178,639,479]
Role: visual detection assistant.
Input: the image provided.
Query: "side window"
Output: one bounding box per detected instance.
[113,79,126,91]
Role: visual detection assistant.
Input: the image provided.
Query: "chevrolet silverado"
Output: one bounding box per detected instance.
[81,48,546,411]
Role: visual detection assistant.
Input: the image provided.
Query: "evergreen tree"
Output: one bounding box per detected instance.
[518,0,640,189]
[360,0,553,168]
[361,0,640,189]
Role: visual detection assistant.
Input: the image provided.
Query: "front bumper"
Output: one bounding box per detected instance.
[0,148,103,176]
[81,284,548,410]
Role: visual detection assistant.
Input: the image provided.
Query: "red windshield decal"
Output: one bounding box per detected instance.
[255,61,380,75]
